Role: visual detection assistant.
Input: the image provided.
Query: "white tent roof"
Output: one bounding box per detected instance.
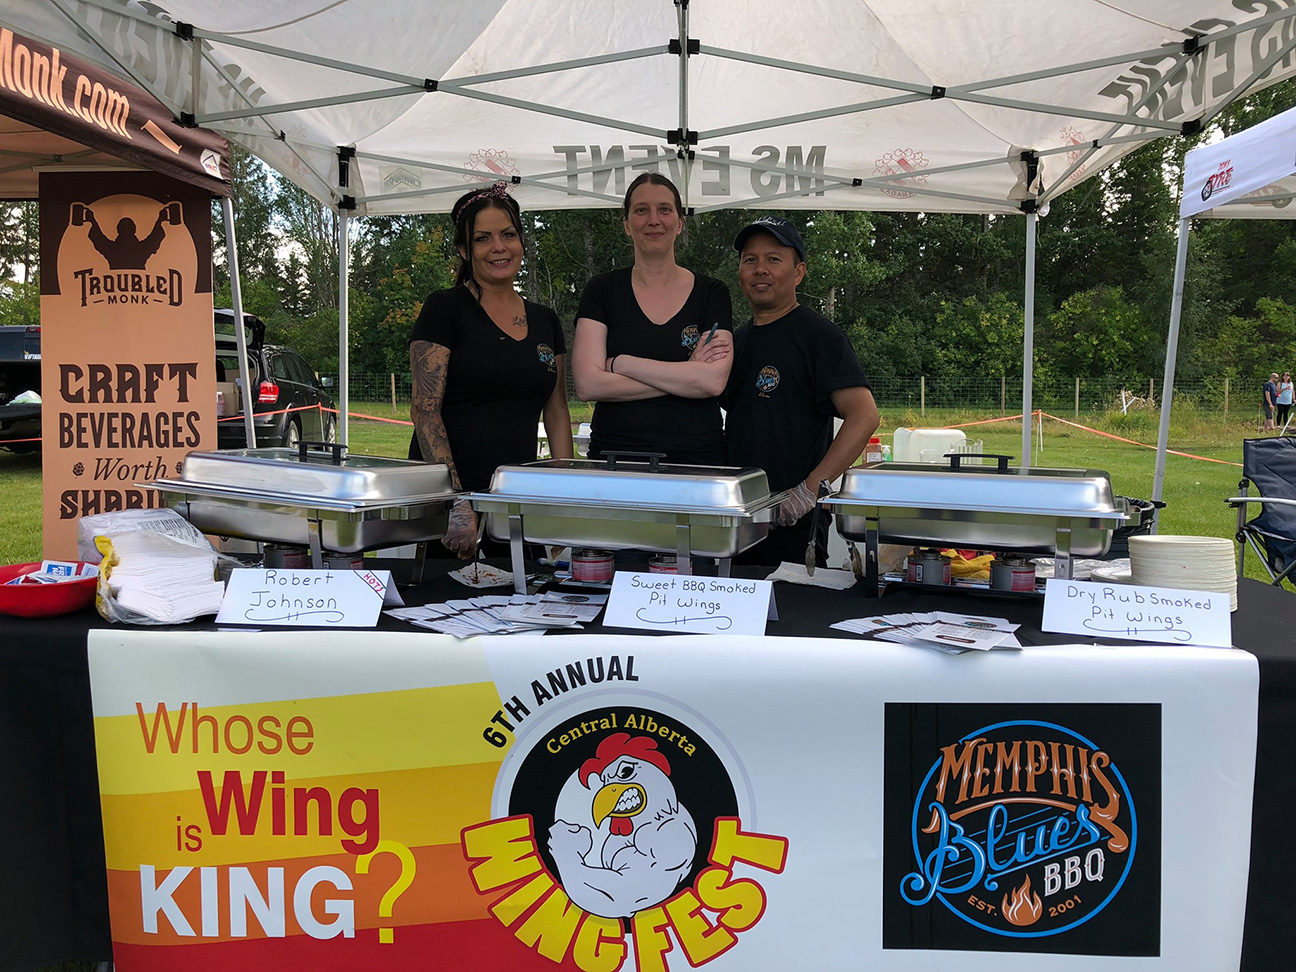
[4,0,1296,216]
[1181,104,1296,218]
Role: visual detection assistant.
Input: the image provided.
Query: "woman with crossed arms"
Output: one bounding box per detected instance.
[572,173,733,465]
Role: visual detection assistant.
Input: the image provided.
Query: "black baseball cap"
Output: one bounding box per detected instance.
[734,216,806,263]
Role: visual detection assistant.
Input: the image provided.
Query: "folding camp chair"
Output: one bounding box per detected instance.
[1228,437,1296,588]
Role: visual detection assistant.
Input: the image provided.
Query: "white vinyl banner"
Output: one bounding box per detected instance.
[88,631,1258,972]
[1181,105,1296,218]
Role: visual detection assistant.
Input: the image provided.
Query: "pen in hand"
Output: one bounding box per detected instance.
[704,322,719,345]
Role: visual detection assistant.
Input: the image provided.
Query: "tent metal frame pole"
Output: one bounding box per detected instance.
[950,90,1184,132]
[220,196,257,449]
[1200,33,1296,127]
[196,46,342,205]
[1041,51,1194,200]
[446,48,666,86]
[675,0,692,209]
[699,93,928,140]
[46,0,179,112]
[338,210,351,447]
[189,28,433,88]
[1152,216,1192,526]
[1022,212,1037,470]
[434,82,666,139]
[199,85,425,125]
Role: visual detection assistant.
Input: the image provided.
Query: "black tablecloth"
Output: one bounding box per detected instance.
[3,572,1292,972]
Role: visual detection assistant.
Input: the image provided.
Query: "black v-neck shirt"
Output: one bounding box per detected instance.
[408,285,565,491]
[576,267,732,464]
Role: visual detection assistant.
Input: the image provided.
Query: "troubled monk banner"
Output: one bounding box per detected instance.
[39,170,215,558]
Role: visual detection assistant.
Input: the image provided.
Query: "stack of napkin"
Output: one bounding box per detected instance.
[101,530,226,623]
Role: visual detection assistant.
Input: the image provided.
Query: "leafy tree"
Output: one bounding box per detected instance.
[1040,286,1151,378]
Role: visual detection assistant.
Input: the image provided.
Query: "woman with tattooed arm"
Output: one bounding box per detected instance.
[409,184,573,558]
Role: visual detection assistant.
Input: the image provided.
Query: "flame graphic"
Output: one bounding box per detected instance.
[1001,875,1043,926]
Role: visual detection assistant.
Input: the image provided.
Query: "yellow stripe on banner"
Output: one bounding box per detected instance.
[99,762,503,870]
[93,681,510,795]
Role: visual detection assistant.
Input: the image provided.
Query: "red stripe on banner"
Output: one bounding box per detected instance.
[110,914,609,972]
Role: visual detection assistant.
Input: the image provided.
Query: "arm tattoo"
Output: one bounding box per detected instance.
[409,340,462,490]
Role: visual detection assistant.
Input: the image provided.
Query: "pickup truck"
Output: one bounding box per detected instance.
[0,325,41,453]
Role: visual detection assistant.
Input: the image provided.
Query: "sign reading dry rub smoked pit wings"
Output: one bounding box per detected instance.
[39,170,216,558]
[0,28,230,196]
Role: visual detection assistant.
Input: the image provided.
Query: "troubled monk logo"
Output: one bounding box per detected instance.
[64,197,187,307]
[463,689,788,971]
[883,703,1160,957]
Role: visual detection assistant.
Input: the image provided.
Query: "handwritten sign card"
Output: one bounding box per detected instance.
[604,572,775,636]
[217,568,402,628]
[1041,578,1232,648]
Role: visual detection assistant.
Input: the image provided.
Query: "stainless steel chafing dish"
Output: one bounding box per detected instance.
[468,453,783,592]
[146,442,458,577]
[820,454,1129,595]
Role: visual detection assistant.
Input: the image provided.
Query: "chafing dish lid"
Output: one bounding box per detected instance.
[825,462,1127,520]
[160,447,456,504]
[478,458,774,513]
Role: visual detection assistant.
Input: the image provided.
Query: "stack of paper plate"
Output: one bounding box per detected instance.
[1127,535,1238,610]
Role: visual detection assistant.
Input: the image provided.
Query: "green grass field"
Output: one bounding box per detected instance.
[0,401,1277,582]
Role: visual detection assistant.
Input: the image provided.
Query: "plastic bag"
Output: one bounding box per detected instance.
[77,509,211,563]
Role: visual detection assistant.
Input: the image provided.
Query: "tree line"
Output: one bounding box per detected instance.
[2,83,1295,398]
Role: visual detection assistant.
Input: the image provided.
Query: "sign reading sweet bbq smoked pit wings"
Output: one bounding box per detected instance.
[0,28,230,196]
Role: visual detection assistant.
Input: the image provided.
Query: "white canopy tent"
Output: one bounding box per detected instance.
[1155,103,1296,511]
[5,0,1296,455]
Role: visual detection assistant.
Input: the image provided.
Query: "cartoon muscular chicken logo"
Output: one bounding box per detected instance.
[547,732,697,918]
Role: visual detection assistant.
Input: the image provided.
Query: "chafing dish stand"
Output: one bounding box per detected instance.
[468,453,783,594]
[822,454,1129,596]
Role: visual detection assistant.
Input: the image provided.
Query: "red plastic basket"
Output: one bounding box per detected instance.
[0,562,99,618]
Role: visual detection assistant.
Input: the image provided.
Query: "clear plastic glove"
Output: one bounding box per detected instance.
[777,480,817,526]
[442,500,479,559]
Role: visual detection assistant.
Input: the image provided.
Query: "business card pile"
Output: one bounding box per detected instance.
[386,591,608,637]
[831,610,1021,654]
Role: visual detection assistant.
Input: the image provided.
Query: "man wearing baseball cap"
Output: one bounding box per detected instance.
[725,216,879,568]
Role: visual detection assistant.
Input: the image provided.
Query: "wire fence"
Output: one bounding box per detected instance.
[340,373,1258,417]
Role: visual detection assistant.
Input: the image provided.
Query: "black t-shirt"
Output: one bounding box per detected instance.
[724,304,870,493]
[407,285,565,491]
[576,268,732,464]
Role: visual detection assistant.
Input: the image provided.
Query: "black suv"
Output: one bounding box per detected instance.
[0,325,42,453]
[215,309,336,449]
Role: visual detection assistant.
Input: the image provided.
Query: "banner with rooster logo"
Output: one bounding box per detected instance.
[88,632,1256,972]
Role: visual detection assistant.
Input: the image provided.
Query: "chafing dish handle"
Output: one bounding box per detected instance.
[947,453,1013,472]
[298,441,348,465]
[602,450,667,472]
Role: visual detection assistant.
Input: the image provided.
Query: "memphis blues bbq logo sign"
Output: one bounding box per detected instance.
[883,703,1160,957]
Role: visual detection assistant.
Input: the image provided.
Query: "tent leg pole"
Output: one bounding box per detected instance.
[1152,216,1191,531]
[1021,212,1037,469]
[221,196,256,449]
[338,209,350,447]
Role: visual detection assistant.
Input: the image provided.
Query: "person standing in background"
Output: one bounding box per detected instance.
[1277,371,1293,430]
[1262,372,1279,432]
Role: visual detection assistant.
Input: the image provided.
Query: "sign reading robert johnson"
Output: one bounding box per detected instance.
[883,703,1161,956]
